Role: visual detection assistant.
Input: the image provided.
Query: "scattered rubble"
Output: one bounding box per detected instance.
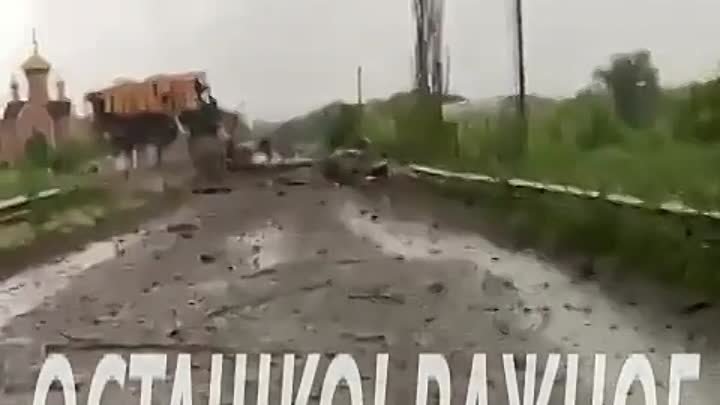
[335,258,367,265]
[199,254,216,264]
[348,291,405,305]
[427,281,445,295]
[301,279,333,291]
[192,187,232,195]
[166,223,199,233]
[276,177,309,186]
[681,301,712,315]
[240,268,277,279]
[340,332,386,343]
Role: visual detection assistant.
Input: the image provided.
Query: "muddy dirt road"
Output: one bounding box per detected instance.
[1,167,719,404]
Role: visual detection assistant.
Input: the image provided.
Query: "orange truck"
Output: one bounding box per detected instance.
[88,71,208,117]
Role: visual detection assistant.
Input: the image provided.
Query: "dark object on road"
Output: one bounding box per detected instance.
[277,176,309,186]
[579,258,596,280]
[166,223,199,233]
[192,187,232,195]
[427,281,446,294]
[258,138,273,161]
[336,258,367,265]
[241,268,277,279]
[276,190,287,197]
[85,163,100,174]
[681,301,712,315]
[166,328,181,340]
[199,254,216,264]
[322,148,388,185]
[368,160,389,179]
[341,332,387,343]
[188,135,227,183]
[348,291,405,305]
[301,278,333,291]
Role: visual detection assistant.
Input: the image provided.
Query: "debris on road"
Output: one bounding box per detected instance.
[276,176,310,186]
[579,258,596,280]
[368,160,390,179]
[166,223,199,233]
[335,258,367,265]
[301,278,333,291]
[348,291,405,305]
[192,187,232,195]
[58,331,103,343]
[681,301,712,315]
[340,332,387,343]
[240,268,277,279]
[199,254,216,264]
[563,303,592,314]
[493,317,511,336]
[427,281,446,295]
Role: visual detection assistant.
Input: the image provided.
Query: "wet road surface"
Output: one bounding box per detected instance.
[1,167,719,404]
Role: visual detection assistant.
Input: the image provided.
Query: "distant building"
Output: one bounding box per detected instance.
[0,34,77,165]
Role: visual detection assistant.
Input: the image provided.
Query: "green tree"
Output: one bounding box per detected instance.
[673,78,720,143]
[594,50,660,129]
[24,131,51,167]
[326,104,362,150]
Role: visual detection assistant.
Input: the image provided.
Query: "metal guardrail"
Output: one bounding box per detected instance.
[0,188,63,217]
[409,164,720,221]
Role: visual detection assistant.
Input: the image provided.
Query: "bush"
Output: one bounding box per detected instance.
[49,139,106,173]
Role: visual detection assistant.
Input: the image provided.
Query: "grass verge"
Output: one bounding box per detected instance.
[0,186,184,281]
[415,174,720,298]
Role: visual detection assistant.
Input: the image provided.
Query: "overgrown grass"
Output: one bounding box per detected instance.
[360,93,720,211]
[0,138,108,200]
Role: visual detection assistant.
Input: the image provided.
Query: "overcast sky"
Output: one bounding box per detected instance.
[2,0,720,121]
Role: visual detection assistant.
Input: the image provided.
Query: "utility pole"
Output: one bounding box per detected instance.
[356,66,363,105]
[444,47,451,96]
[514,0,528,152]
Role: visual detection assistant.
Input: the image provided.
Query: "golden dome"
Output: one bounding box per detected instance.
[22,51,51,71]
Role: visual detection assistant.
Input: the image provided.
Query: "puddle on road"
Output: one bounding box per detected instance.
[0,233,143,331]
[338,200,720,403]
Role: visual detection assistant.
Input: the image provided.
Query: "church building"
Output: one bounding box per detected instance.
[0,33,74,165]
